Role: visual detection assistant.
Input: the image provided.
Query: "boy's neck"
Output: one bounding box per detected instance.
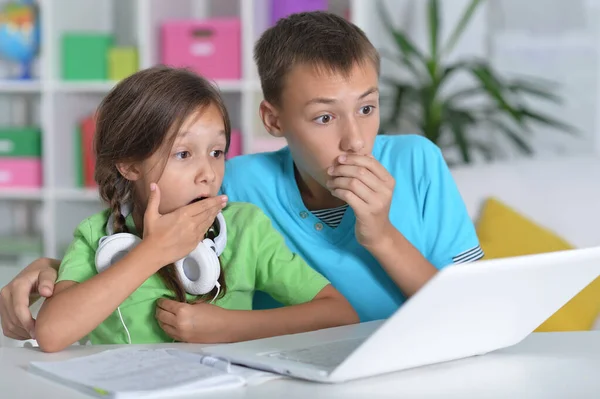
[293,163,346,211]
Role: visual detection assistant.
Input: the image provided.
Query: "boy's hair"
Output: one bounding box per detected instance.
[254,11,380,106]
[94,65,230,302]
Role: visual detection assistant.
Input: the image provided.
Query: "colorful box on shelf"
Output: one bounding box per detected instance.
[62,33,114,80]
[0,235,43,257]
[0,127,41,157]
[0,158,42,188]
[252,137,287,154]
[108,47,138,81]
[73,114,97,188]
[161,18,241,80]
[227,129,242,159]
[270,0,328,25]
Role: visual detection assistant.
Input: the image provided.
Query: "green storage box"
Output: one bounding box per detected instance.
[62,33,114,80]
[0,235,43,256]
[0,127,41,157]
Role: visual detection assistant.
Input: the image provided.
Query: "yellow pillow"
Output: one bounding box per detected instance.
[475,197,600,332]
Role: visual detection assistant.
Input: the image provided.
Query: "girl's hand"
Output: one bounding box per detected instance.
[155,299,230,343]
[142,184,227,267]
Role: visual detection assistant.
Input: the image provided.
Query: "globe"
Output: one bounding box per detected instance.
[0,0,40,80]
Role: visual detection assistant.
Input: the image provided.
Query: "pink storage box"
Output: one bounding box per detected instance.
[0,158,42,188]
[252,138,287,153]
[161,18,241,80]
[227,129,242,159]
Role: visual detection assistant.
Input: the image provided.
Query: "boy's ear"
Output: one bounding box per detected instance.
[116,162,142,181]
[259,100,284,138]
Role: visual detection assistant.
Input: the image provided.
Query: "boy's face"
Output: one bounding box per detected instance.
[262,62,380,191]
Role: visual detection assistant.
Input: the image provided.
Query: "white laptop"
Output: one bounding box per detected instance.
[202,246,600,383]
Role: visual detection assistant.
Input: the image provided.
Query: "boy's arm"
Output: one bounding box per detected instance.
[0,257,60,340]
[327,153,439,297]
[27,257,61,303]
[367,227,438,297]
[35,242,164,352]
[327,142,481,298]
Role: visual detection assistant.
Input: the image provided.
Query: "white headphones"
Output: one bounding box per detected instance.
[94,202,227,344]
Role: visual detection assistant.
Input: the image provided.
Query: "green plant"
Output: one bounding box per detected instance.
[378,0,576,164]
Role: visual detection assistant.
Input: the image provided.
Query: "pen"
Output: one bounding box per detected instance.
[167,349,231,373]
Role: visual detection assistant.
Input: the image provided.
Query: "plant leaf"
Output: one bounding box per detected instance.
[380,81,422,131]
[491,120,533,155]
[389,84,408,127]
[470,141,495,161]
[468,63,525,125]
[442,0,484,56]
[444,86,485,103]
[520,108,579,135]
[508,81,563,104]
[428,0,440,60]
[447,113,472,163]
[377,0,426,63]
[444,106,482,163]
[443,105,479,125]
[379,51,427,83]
[437,61,472,87]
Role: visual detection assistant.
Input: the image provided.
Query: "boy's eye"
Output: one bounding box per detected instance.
[314,114,334,125]
[175,151,190,159]
[359,106,375,115]
[210,150,224,158]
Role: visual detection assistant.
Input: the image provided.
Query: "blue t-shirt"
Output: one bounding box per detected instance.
[221,134,483,321]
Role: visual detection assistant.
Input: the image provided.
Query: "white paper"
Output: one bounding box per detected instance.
[167,349,282,386]
[29,348,242,397]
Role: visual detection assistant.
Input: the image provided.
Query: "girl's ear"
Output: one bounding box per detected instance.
[259,100,284,138]
[116,162,142,181]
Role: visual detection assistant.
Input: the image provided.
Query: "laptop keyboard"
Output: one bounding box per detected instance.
[263,338,364,369]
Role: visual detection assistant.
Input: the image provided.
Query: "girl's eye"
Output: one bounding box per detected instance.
[211,150,224,158]
[175,151,190,159]
[359,106,375,115]
[314,114,334,125]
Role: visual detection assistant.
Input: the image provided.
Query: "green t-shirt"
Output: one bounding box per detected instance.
[57,202,330,345]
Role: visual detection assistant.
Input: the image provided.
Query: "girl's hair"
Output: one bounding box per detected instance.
[93,65,231,303]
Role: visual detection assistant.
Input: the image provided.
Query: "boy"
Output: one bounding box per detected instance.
[1,11,482,340]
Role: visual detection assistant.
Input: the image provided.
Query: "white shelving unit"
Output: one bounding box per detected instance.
[0,0,362,271]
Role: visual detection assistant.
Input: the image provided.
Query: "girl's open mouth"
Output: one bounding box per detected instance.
[189,197,207,204]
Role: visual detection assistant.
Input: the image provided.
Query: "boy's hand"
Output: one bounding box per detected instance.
[327,154,396,249]
[142,184,227,267]
[0,258,58,340]
[155,299,230,343]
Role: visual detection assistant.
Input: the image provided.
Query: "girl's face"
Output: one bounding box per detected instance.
[131,103,227,215]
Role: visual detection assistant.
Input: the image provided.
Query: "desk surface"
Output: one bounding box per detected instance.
[1,331,599,398]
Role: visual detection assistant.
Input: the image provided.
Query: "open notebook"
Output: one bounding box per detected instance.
[28,347,281,398]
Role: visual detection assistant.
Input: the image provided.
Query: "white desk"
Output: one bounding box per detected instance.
[1,331,599,398]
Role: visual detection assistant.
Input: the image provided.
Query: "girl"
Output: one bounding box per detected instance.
[34,66,358,352]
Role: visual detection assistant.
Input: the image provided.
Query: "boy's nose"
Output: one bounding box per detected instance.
[340,121,365,153]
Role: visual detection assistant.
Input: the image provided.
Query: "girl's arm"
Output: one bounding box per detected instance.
[156,284,358,344]
[36,187,227,352]
[35,242,163,352]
